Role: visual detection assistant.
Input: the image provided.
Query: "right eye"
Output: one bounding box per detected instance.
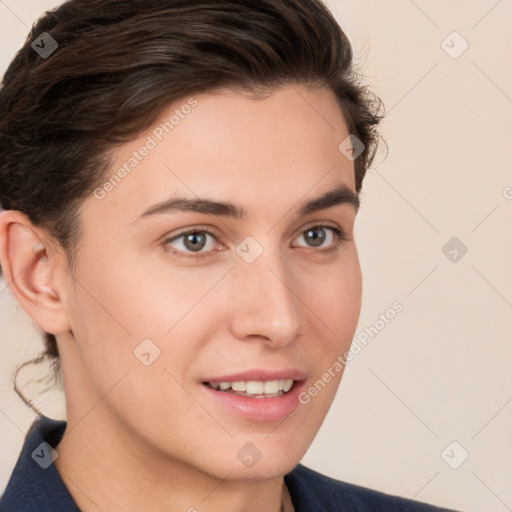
[163,228,224,259]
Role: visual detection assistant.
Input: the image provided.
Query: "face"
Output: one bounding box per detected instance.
[59,83,362,480]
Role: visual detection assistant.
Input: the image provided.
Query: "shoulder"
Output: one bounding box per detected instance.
[285,464,460,512]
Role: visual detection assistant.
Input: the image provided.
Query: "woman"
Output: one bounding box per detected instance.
[0,0,459,510]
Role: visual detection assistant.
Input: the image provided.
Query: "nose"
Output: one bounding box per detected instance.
[228,252,301,348]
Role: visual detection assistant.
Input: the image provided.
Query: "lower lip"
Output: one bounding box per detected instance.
[202,381,305,422]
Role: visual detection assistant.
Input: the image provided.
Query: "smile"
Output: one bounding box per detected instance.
[205,379,294,398]
[201,370,307,421]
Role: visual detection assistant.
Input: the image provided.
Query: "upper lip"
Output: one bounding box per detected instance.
[202,368,308,384]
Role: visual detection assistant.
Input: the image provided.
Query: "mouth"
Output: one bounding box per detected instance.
[200,370,307,421]
[203,379,295,398]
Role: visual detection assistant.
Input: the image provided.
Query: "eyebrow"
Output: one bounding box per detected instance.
[132,184,359,224]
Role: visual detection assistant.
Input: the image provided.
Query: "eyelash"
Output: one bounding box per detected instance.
[163,225,348,260]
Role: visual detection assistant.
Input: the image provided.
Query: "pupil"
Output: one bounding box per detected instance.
[306,228,325,247]
[184,232,206,251]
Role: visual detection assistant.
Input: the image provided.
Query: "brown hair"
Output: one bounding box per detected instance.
[0,0,383,412]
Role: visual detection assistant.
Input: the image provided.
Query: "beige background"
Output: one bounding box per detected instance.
[1,1,511,511]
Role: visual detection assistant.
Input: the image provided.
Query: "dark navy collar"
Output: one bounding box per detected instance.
[0,416,79,511]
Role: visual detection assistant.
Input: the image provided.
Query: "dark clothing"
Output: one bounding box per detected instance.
[0,416,459,511]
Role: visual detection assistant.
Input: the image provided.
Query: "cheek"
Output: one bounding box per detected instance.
[63,260,210,431]
[65,251,230,383]
[71,245,206,334]
[293,252,361,432]
[304,245,362,343]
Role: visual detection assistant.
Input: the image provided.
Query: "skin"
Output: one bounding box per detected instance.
[0,83,362,512]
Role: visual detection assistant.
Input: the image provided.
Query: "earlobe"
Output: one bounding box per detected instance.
[0,209,71,335]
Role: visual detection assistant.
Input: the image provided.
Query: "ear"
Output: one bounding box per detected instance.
[0,209,72,336]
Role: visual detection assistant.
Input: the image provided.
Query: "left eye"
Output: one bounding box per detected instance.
[294,226,341,249]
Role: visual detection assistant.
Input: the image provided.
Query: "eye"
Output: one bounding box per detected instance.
[293,225,346,251]
[164,228,220,258]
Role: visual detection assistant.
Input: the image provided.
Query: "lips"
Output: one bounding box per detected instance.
[201,368,307,421]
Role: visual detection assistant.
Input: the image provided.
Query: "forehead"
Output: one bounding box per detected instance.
[82,84,355,226]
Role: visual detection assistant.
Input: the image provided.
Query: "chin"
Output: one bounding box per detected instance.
[221,456,302,482]
[187,436,308,483]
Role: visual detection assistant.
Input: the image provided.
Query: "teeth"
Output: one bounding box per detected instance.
[206,379,295,396]
[246,381,264,394]
[283,380,293,392]
[263,380,279,394]
[231,381,246,392]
